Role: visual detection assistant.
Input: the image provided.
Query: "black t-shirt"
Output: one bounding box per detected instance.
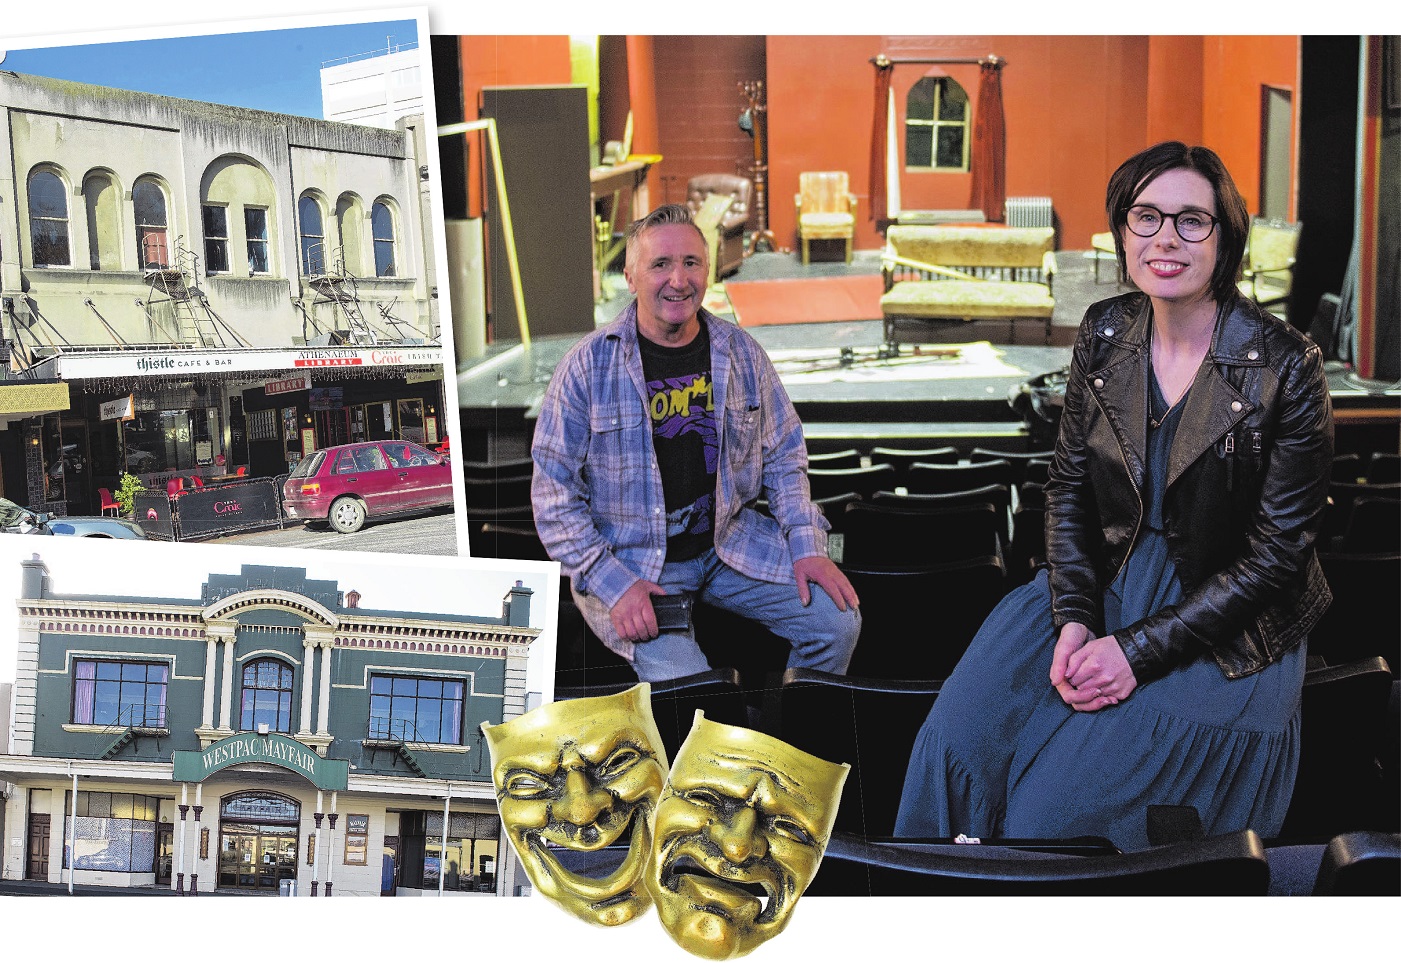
[638,325,718,562]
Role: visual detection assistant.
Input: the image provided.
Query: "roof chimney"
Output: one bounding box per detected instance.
[346,589,361,609]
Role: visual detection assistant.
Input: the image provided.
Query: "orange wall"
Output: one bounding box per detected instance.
[766,36,1167,251]
[763,35,1299,251]
[458,36,574,215]
[1201,36,1300,218]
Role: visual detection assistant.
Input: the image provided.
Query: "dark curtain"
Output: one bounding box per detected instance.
[969,59,1007,222]
[869,60,893,223]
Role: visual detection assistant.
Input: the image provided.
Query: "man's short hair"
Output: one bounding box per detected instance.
[624,204,707,273]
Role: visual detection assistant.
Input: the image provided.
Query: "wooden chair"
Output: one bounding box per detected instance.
[796,171,857,264]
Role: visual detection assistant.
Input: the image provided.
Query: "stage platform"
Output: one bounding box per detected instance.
[455,316,1399,464]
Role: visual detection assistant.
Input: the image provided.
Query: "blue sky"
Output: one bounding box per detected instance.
[2,19,418,119]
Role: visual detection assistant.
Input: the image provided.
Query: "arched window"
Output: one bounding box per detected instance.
[239,659,294,733]
[200,155,278,277]
[905,76,970,172]
[299,194,325,276]
[83,171,122,271]
[336,194,364,276]
[28,169,71,267]
[133,178,169,270]
[371,201,396,277]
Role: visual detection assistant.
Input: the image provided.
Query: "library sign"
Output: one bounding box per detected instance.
[173,732,348,790]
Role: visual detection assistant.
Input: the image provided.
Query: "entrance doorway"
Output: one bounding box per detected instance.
[216,791,300,892]
[1259,85,1293,222]
[26,813,50,880]
[156,825,174,885]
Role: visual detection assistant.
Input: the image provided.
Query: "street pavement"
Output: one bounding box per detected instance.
[204,509,459,555]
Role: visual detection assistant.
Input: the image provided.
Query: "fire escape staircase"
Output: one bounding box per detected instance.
[141,238,251,349]
[304,247,380,346]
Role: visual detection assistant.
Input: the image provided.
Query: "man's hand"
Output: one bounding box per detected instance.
[610,579,666,643]
[793,555,860,610]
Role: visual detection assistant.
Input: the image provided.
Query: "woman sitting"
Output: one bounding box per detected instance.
[895,142,1334,851]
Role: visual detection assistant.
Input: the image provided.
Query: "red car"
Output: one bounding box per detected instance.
[282,440,453,533]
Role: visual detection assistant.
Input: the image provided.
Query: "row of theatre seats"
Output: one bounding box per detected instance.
[460,445,1399,894]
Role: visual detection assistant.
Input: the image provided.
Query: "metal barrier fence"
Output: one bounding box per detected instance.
[135,477,287,541]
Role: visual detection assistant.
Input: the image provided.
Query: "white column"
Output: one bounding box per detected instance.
[298,635,316,736]
[316,639,333,736]
[175,783,189,893]
[201,635,219,730]
[218,626,237,732]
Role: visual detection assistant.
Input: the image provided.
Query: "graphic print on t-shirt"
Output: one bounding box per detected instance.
[647,370,718,544]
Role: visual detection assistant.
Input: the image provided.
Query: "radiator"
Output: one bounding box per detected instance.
[1005,196,1053,228]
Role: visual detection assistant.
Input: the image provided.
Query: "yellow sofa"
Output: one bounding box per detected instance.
[880,225,1057,344]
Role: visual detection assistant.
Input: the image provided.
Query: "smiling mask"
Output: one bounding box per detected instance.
[482,684,668,926]
[645,712,849,960]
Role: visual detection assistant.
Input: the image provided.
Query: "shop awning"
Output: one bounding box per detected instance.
[0,380,70,419]
[26,344,444,381]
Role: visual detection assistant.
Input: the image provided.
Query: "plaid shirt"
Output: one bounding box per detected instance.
[532,303,828,614]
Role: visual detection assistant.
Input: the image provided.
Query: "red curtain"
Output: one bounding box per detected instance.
[869,60,893,223]
[969,59,1007,222]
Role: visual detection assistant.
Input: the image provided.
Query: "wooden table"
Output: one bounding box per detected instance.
[591,154,663,282]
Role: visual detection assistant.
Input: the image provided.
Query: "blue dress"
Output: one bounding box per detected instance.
[894,374,1305,851]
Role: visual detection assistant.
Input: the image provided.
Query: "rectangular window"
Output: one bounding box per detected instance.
[244,207,270,274]
[368,675,464,744]
[64,791,159,872]
[202,204,229,274]
[422,811,500,892]
[344,814,370,865]
[73,659,168,728]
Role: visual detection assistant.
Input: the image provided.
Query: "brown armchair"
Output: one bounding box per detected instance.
[796,171,858,264]
[686,173,753,279]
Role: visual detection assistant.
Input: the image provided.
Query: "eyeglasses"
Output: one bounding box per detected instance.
[1123,205,1219,243]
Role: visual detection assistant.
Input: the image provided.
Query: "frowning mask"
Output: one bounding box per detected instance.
[645,713,848,960]
[482,684,668,926]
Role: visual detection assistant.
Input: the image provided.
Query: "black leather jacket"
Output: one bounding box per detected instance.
[1046,292,1334,682]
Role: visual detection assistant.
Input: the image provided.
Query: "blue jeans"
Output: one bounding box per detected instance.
[573,548,861,683]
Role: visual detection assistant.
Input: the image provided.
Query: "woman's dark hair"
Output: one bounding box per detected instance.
[1105,141,1250,306]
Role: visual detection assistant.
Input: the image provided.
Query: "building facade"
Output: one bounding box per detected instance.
[0,71,446,516]
[0,556,539,896]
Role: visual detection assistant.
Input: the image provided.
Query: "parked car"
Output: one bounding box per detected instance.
[281,440,452,534]
[0,497,148,538]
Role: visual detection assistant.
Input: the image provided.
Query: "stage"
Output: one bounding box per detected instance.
[455,248,1399,464]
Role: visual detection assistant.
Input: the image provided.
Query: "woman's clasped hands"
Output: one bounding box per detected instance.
[1050,622,1138,712]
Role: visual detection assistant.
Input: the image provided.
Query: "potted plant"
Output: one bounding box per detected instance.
[115,472,147,517]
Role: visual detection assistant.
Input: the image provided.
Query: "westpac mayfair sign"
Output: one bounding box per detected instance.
[173,732,348,790]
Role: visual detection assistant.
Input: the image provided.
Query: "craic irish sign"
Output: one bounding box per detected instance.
[173,732,348,790]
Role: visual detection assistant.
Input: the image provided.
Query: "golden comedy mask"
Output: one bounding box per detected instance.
[482,683,668,926]
[645,712,849,960]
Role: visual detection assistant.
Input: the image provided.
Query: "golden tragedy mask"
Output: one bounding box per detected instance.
[482,683,668,926]
[645,712,849,960]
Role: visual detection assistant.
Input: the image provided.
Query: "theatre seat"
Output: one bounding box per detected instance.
[807,463,896,501]
[554,668,747,764]
[837,499,1003,567]
[777,668,942,840]
[840,558,1006,680]
[812,828,1270,896]
[1312,830,1401,895]
[1282,657,1394,840]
